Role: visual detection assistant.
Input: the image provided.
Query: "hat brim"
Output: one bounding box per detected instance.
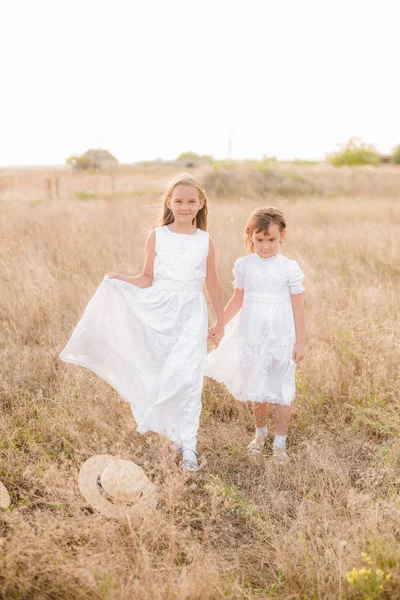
[78,455,158,520]
[0,480,10,509]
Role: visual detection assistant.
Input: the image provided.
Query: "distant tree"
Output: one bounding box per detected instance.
[66,155,78,167]
[177,151,200,161]
[66,154,91,170]
[327,137,380,167]
[392,144,400,165]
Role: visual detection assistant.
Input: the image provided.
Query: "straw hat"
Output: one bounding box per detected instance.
[78,455,158,520]
[0,481,11,509]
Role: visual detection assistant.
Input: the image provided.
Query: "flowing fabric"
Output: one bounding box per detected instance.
[61,225,210,449]
[205,252,304,405]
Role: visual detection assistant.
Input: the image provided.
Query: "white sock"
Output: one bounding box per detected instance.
[256,425,268,438]
[182,449,197,463]
[273,434,287,449]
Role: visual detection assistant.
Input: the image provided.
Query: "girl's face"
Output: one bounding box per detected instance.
[169,184,204,225]
[251,223,286,258]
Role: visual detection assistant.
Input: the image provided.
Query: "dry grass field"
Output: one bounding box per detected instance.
[1,163,400,599]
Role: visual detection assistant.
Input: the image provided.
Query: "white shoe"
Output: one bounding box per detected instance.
[247,434,266,455]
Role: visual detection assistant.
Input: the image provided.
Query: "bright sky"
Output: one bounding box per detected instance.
[1,0,398,166]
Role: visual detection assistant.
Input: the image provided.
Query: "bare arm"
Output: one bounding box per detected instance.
[107,230,156,288]
[291,293,306,362]
[223,288,244,325]
[205,237,224,345]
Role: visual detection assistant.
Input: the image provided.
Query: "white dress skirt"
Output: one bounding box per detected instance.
[205,252,305,406]
[60,225,210,450]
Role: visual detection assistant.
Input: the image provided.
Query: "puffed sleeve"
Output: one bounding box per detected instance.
[232,258,244,290]
[289,260,305,295]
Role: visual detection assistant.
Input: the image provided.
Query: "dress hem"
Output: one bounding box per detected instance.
[205,375,294,406]
[60,354,200,444]
[60,353,144,421]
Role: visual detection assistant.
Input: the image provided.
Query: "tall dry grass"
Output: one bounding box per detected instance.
[1,165,400,599]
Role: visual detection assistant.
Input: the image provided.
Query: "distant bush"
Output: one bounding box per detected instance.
[327,137,380,167]
[176,151,214,164]
[66,154,91,170]
[392,145,400,165]
[176,151,199,161]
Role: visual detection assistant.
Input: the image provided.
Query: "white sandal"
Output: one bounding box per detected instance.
[247,434,266,455]
[178,449,199,472]
[273,445,289,465]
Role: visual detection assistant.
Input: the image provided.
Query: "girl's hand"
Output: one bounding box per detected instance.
[293,343,305,363]
[208,323,225,349]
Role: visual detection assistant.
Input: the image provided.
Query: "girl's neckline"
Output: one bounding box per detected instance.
[253,251,280,263]
[164,225,199,237]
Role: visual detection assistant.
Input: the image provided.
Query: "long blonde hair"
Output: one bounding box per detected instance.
[161,173,209,231]
[245,207,286,252]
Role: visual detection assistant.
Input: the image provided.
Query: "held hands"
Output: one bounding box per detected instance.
[208,322,225,349]
[293,343,306,363]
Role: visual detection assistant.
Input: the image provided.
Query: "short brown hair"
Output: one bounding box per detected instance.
[245,207,286,252]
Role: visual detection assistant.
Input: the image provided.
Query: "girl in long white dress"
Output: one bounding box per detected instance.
[206,207,306,463]
[60,173,224,472]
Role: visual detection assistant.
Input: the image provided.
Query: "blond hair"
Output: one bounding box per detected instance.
[245,207,286,252]
[161,173,209,231]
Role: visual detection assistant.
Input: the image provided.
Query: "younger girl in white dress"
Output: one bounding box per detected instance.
[61,173,224,472]
[206,207,306,463]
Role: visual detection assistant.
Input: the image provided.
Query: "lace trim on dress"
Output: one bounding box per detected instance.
[289,284,305,295]
[205,372,294,405]
[231,391,294,405]
[253,251,280,263]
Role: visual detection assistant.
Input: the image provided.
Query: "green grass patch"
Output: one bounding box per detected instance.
[75,190,99,201]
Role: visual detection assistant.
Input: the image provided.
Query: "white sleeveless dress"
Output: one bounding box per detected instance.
[205,252,304,406]
[60,225,210,450]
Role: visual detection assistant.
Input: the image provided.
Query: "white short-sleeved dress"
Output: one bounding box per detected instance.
[60,225,210,450]
[205,252,304,405]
